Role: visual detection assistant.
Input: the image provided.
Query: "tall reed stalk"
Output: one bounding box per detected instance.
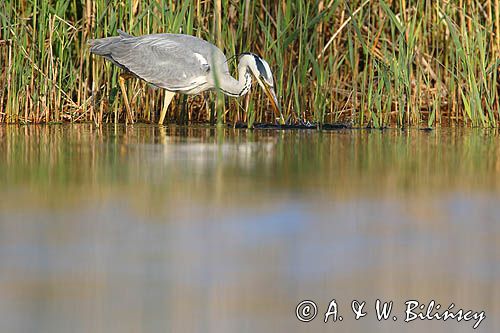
[1,0,499,127]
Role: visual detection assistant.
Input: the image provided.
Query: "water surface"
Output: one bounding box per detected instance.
[0,124,499,332]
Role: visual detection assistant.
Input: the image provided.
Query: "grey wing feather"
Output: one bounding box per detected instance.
[117,29,134,38]
[89,33,228,92]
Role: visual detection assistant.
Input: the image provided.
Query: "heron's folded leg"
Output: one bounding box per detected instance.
[118,74,134,124]
[158,91,176,125]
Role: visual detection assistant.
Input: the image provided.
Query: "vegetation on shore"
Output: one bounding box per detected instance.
[1,0,500,127]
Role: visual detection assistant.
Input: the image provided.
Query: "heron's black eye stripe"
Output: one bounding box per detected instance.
[253,55,270,82]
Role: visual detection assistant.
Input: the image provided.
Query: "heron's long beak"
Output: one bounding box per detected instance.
[255,77,284,124]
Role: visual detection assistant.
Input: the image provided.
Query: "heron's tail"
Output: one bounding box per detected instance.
[88,30,133,55]
[88,36,121,55]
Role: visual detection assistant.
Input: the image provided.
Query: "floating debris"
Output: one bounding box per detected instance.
[234,122,352,130]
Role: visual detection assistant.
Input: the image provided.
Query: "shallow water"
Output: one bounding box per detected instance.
[0,124,499,332]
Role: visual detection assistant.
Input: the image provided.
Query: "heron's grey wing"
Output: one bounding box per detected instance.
[106,36,212,91]
[117,29,134,38]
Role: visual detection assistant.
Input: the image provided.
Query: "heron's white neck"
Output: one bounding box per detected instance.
[218,62,252,97]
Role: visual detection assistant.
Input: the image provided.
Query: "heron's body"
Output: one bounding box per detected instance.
[89,31,280,124]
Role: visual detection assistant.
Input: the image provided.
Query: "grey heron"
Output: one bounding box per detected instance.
[89,30,282,125]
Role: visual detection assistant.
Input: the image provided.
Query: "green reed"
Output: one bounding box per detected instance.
[1,0,500,127]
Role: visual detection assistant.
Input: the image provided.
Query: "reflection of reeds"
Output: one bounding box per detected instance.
[1,1,500,127]
[2,124,500,197]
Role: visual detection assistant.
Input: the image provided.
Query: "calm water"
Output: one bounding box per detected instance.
[0,124,499,333]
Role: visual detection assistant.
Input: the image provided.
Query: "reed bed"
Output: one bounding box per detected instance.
[1,0,500,127]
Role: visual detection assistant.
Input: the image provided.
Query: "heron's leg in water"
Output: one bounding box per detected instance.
[118,74,134,124]
[158,91,176,125]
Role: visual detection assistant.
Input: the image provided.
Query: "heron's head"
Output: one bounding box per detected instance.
[239,53,282,121]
